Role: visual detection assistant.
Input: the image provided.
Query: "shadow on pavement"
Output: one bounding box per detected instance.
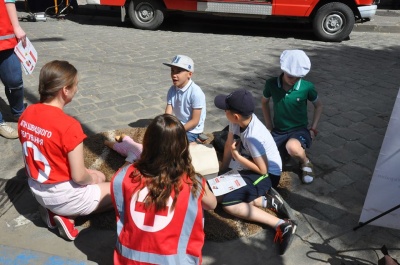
[74,227,116,265]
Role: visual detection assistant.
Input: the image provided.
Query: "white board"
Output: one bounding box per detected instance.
[359,88,400,230]
[189,144,219,180]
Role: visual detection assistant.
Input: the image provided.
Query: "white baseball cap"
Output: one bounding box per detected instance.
[280,50,311,77]
[163,55,194,72]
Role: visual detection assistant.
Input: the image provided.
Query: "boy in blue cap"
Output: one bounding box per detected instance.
[214,89,296,255]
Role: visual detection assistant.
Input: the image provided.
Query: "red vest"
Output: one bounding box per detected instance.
[111,165,205,265]
[0,1,17,51]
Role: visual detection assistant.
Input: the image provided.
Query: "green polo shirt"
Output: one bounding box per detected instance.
[263,74,318,132]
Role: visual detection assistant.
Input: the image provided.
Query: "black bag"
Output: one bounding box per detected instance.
[211,126,229,154]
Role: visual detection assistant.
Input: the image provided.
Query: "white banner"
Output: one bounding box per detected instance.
[359,88,400,230]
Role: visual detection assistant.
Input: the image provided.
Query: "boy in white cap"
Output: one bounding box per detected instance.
[262,50,323,184]
[163,55,206,143]
[214,89,296,255]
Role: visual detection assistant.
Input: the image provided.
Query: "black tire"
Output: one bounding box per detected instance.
[312,2,355,42]
[128,0,164,30]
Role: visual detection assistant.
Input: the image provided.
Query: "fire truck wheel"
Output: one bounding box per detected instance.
[128,0,165,30]
[312,2,355,42]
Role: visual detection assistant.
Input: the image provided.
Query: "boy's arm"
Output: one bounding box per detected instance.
[5,1,26,47]
[165,104,173,114]
[261,97,273,131]
[183,108,201,131]
[231,148,268,175]
[222,132,268,175]
[309,99,323,138]
[220,132,234,172]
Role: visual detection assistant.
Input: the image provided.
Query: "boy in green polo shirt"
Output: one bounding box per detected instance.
[262,50,323,184]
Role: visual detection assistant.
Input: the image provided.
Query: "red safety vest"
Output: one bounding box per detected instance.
[111,165,205,265]
[0,1,17,51]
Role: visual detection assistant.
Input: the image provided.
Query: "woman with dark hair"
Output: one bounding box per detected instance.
[18,60,113,241]
[111,114,217,265]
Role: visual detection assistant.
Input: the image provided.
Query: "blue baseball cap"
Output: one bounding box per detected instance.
[214,89,254,116]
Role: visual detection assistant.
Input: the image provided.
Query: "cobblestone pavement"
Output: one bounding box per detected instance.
[1,7,400,265]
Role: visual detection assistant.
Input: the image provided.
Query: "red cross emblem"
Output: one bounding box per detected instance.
[135,202,169,227]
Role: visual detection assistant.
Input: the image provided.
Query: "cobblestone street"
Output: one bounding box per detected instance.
[1,6,400,265]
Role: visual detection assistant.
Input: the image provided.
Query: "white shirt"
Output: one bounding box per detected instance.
[228,114,282,175]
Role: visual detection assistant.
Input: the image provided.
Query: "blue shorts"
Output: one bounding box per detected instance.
[221,170,279,206]
[186,132,200,143]
[272,127,312,150]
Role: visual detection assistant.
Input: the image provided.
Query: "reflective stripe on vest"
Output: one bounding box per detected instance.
[113,167,201,264]
[0,34,15,40]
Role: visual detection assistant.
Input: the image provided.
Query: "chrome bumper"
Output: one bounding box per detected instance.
[358,5,378,20]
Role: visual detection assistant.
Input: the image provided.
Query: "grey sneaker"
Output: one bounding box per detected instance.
[0,123,18,139]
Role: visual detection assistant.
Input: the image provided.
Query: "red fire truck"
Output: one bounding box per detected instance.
[80,0,378,42]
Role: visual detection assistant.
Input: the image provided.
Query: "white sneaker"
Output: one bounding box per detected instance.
[0,123,18,139]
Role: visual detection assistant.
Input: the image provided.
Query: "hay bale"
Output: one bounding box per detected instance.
[82,127,292,241]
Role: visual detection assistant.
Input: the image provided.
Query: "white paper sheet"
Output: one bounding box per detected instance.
[14,37,38,75]
[207,169,247,196]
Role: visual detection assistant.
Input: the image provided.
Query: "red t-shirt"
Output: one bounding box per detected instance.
[18,104,86,184]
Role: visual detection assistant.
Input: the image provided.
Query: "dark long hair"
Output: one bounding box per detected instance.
[130,114,202,211]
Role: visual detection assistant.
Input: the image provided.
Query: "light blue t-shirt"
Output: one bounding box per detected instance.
[166,80,206,134]
[228,114,282,176]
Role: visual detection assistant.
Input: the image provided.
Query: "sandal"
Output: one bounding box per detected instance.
[301,161,314,184]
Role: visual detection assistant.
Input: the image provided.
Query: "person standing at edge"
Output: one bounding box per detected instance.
[0,0,26,139]
[262,50,323,184]
[163,55,206,144]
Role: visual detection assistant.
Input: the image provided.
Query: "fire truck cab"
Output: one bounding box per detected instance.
[81,0,379,42]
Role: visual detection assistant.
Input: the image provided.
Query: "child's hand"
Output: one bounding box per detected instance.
[231,140,241,159]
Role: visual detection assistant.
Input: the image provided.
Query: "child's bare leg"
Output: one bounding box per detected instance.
[286,138,308,164]
[223,202,281,228]
[92,182,113,213]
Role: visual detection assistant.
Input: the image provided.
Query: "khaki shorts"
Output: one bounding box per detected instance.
[28,178,101,216]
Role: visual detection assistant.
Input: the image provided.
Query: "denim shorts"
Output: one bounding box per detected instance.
[272,127,312,150]
[186,132,200,143]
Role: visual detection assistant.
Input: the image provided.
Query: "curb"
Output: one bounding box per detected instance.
[353,24,400,33]
[0,245,97,265]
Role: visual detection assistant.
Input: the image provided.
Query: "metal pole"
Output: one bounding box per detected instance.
[353,204,400,231]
